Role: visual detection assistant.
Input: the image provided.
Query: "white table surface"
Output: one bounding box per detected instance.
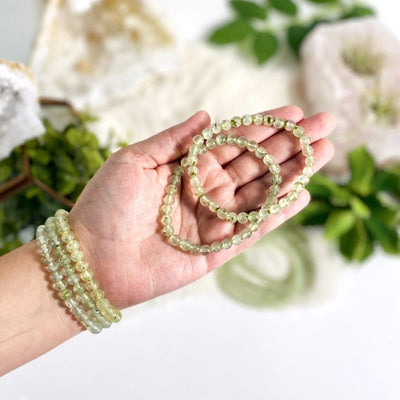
[1,1,400,399]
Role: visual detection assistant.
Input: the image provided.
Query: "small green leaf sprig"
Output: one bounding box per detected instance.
[0,114,111,255]
[295,146,400,262]
[208,0,375,63]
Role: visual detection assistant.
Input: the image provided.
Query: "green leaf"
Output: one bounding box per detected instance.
[306,0,338,3]
[350,196,371,219]
[365,217,399,254]
[253,31,278,63]
[230,0,266,19]
[339,220,373,261]
[294,200,331,225]
[269,0,297,16]
[325,209,356,240]
[287,24,314,57]
[209,20,252,44]
[373,169,400,194]
[0,163,12,182]
[342,5,375,19]
[363,195,398,226]
[348,146,375,196]
[307,173,351,206]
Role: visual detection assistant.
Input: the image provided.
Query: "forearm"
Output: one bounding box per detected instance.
[0,241,82,376]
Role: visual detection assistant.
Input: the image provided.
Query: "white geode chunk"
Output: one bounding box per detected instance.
[0,61,44,160]
[301,18,400,175]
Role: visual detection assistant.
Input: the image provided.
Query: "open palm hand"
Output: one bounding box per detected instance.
[69,106,335,309]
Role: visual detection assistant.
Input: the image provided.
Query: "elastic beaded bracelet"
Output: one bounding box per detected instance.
[35,210,122,334]
[160,114,316,254]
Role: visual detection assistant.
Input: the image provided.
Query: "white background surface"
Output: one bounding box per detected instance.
[1,1,400,399]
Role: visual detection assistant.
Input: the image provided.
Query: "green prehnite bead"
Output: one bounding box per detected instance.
[76,261,89,272]
[161,215,172,225]
[284,119,296,131]
[240,229,252,240]
[273,117,285,129]
[53,281,67,291]
[221,239,233,249]
[247,140,258,152]
[221,119,231,130]
[90,289,104,301]
[166,184,177,194]
[300,135,311,146]
[169,235,180,246]
[217,208,228,220]
[253,114,263,125]
[193,135,204,145]
[263,154,274,165]
[216,134,227,145]
[195,186,205,197]
[303,166,313,177]
[231,116,242,127]
[161,204,172,214]
[293,125,305,137]
[202,128,213,140]
[174,165,185,176]
[269,204,281,215]
[81,270,94,281]
[237,136,248,148]
[279,197,290,209]
[211,242,222,252]
[302,145,314,156]
[85,280,99,292]
[269,163,281,174]
[248,211,259,223]
[190,176,201,187]
[187,166,199,176]
[162,225,174,237]
[209,202,220,212]
[73,283,86,294]
[227,134,237,145]
[211,122,222,134]
[206,138,217,149]
[226,212,237,223]
[242,114,253,126]
[288,190,299,202]
[180,240,191,251]
[169,174,180,185]
[163,194,174,205]
[263,115,274,126]
[187,156,198,166]
[232,235,243,245]
[59,289,72,300]
[200,245,211,254]
[255,147,267,159]
[200,195,211,206]
[237,212,248,224]
[305,156,316,167]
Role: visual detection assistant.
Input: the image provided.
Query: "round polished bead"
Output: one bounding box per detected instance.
[200,195,211,206]
[217,208,228,220]
[272,174,283,185]
[195,186,205,197]
[293,182,305,193]
[190,243,201,254]
[237,136,248,148]
[253,114,263,125]
[263,115,274,126]
[269,204,281,215]
[202,128,213,140]
[193,135,204,145]
[211,122,222,134]
[263,154,274,165]
[59,289,73,300]
[200,245,211,254]
[273,117,285,129]
[259,207,269,219]
[90,289,104,301]
[269,163,281,174]
[163,194,174,205]
[71,251,84,263]
[242,114,253,126]
[255,147,267,159]
[226,212,237,223]
[221,239,233,249]
[67,274,81,285]
[231,116,242,127]
[284,119,296,131]
[187,156,198,166]
[232,234,243,245]
[247,140,258,152]
[66,240,79,252]
[76,261,89,272]
[162,225,174,237]
[298,174,310,185]
[180,157,188,167]
[187,166,199,176]
[50,271,63,282]
[269,185,280,196]
[305,156,316,167]
[249,222,259,232]
[216,134,227,145]
[61,231,74,243]
[279,197,290,209]
[85,280,99,292]
[189,145,200,155]
[180,240,191,251]
[237,212,248,224]
[221,119,232,130]
[293,125,305,137]
[211,242,222,252]
[300,135,311,146]
[174,165,185,176]
[190,176,201,187]
[303,166,313,177]
[53,281,67,291]
[161,214,172,225]
[302,145,314,156]
[206,138,217,149]
[73,283,86,294]
[169,235,180,246]
[46,262,58,272]
[248,211,259,223]
[227,134,237,145]
[169,175,180,185]
[209,202,220,212]
[288,191,299,201]
[240,229,252,240]
[166,184,177,194]
[161,204,172,214]
[81,270,94,281]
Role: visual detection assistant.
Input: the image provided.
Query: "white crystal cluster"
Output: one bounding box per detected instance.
[301,18,400,175]
[0,61,44,160]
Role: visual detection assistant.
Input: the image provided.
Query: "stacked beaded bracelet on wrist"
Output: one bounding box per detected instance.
[36,209,121,334]
[160,114,315,254]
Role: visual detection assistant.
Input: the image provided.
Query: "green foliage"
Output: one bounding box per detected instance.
[295,146,400,262]
[208,0,375,64]
[0,114,111,255]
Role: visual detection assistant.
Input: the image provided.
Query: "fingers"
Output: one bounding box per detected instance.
[209,105,304,166]
[131,111,211,167]
[232,139,334,211]
[223,112,336,189]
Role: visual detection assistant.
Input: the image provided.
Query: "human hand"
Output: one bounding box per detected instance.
[69,106,335,309]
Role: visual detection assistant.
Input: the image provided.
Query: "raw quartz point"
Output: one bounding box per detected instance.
[160,114,315,254]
